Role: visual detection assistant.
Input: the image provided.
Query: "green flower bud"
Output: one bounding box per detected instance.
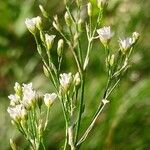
[64,11,72,27]
[10,139,17,150]
[14,82,22,96]
[87,2,92,17]
[39,5,49,18]
[57,39,64,57]
[43,65,49,77]
[109,54,115,66]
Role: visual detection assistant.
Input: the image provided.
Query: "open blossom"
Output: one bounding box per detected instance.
[25,16,42,34]
[44,93,57,107]
[60,73,73,91]
[97,26,114,46]
[7,105,27,121]
[22,83,36,108]
[8,94,20,106]
[119,37,133,53]
[45,34,56,51]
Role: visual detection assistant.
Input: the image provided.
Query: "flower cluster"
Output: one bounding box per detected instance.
[7,82,57,149]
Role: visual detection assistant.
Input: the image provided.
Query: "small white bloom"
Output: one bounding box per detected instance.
[119,37,133,53]
[25,18,36,34]
[25,16,42,33]
[102,99,109,105]
[7,104,27,121]
[8,94,20,106]
[97,26,114,46]
[60,73,72,91]
[45,34,56,51]
[44,93,57,107]
[22,83,36,108]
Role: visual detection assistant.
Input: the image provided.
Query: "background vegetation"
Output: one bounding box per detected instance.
[0,0,150,149]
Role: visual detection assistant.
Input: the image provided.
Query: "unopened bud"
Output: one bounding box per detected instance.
[77,19,83,32]
[40,31,45,43]
[43,65,49,77]
[10,139,17,150]
[57,39,64,57]
[109,54,115,66]
[76,0,82,7]
[132,32,140,44]
[53,15,61,31]
[39,5,49,18]
[87,2,92,17]
[14,82,22,96]
[64,12,72,27]
[74,72,80,86]
[97,0,108,9]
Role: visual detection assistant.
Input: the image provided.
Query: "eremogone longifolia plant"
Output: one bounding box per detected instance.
[7,0,139,149]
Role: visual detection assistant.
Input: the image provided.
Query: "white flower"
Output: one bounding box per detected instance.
[119,37,133,53]
[25,16,42,33]
[60,73,73,91]
[25,18,36,34]
[97,26,114,45]
[102,99,109,105]
[8,94,20,106]
[7,105,27,121]
[44,93,57,107]
[22,83,36,108]
[45,34,56,51]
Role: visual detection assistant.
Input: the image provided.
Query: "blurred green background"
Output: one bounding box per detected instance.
[0,0,150,149]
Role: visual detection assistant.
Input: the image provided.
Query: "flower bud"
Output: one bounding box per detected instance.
[53,15,61,31]
[97,0,108,9]
[87,2,92,17]
[43,65,49,77]
[74,72,81,86]
[109,54,115,66]
[21,107,28,120]
[10,139,17,150]
[64,11,72,27]
[45,34,56,51]
[77,19,83,32]
[39,5,49,18]
[57,39,64,57]
[76,0,82,7]
[132,32,140,44]
[14,82,22,96]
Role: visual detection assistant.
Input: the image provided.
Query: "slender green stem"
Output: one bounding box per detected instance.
[44,107,50,130]
[75,73,85,143]
[76,103,106,147]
